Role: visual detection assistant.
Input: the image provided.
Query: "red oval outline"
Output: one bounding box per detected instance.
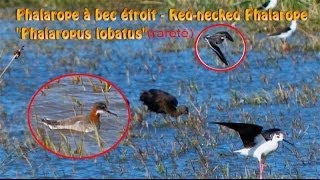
[193,23,247,72]
[27,73,131,160]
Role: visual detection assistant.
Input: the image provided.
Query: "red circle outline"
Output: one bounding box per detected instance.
[27,73,131,160]
[193,23,247,72]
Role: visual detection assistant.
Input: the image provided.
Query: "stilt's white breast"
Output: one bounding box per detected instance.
[234,134,279,162]
[253,140,279,160]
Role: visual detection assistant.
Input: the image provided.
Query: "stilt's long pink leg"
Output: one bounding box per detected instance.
[281,39,289,53]
[262,163,265,179]
[259,161,263,179]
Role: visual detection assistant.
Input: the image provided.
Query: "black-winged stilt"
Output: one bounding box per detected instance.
[269,20,297,52]
[140,89,189,117]
[203,31,234,66]
[213,122,293,179]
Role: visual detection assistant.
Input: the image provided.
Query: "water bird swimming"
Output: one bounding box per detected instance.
[203,31,234,66]
[140,89,189,117]
[41,101,117,133]
[213,122,293,179]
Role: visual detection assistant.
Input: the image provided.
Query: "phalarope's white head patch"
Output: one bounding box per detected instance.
[96,109,106,115]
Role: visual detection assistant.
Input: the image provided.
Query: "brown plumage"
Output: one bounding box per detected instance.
[140,89,189,117]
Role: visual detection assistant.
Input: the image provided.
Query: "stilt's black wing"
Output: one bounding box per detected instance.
[216,31,234,42]
[258,0,270,10]
[207,42,229,66]
[213,122,263,148]
[269,26,291,36]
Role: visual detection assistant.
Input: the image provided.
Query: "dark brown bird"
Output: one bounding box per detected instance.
[140,89,189,117]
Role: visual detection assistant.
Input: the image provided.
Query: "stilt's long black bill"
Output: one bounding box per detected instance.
[106,110,118,117]
[284,139,294,146]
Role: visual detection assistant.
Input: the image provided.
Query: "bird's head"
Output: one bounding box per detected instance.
[272,132,284,142]
[94,101,117,117]
[177,105,189,115]
[272,131,294,145]
[203,34,210,41]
